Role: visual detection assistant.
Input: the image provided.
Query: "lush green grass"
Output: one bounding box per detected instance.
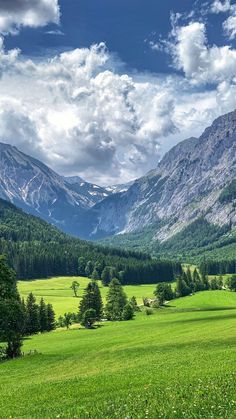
[1,290,236,418]
[18,276,158,316]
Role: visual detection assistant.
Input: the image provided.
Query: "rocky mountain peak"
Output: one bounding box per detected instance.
[82,109,236,241]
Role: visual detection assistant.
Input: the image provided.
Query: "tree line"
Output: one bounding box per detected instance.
[153,267,223,306]
[199,259,236,276]
[0,257,56,360]
[78,256,181,286]
[0,198,180,284]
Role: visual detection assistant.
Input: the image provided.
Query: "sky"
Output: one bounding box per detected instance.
[0,0,236,185]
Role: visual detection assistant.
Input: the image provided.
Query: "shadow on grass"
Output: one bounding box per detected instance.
[167,311,236,325]
[165,306,236,312]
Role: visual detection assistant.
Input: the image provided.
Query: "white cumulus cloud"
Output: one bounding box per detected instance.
[223,8,236,39]
[0,0,60,34]
[211,0,231,13]
[170,21,236,85]
[1,18,236,184]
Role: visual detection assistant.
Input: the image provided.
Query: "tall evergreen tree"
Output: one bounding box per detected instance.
[85,261,94,278]
[91,267,100,280]
[0,257,25,358]
[154,283,174,305]
[79,281,103,322]
[78,257,86,276]
[192,268,202,292]
[0,299,25,359]
[175,277,191,298]
[122,303,135,321]
[46,304,56,331]
[25,293,39,335]
[101,266,111,286]
[105,278,127,321]
[39,298,48,332]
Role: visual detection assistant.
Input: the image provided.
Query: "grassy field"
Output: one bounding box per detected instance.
[1,287,236,418]
[18,276,159,316]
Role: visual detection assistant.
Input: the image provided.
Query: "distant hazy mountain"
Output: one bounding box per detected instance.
[64,176,111,206]
[0,143,113,236]
[82,110,236,243]
[105,181,134,194]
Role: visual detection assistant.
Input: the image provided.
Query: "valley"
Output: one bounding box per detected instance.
[1,2,236,418]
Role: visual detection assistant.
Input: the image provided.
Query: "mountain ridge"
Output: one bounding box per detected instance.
[82,109,236,242]
[0,142,131,236]
[0,109,236,247]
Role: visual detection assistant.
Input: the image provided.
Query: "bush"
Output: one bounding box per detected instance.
[81,309,97,329]
[122,303,135,321]
[145,308,153,316]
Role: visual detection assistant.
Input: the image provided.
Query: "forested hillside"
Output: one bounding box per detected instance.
[101,218,236,264]
[0,199,179,283]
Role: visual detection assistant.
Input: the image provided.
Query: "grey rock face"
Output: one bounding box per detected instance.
[0,143,109,236]
[86,110,236,241]
[64,176,112,206]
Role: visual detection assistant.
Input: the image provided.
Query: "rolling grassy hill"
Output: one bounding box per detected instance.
[1,288,236,418]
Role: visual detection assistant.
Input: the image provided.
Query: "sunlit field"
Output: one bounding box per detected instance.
[1,287,236,418]
[18,276,159,316]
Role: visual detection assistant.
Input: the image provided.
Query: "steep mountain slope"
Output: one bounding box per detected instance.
[84,110,236,242]
[0,143,115,236]
[0,142,90,235]
[64,176,111,205]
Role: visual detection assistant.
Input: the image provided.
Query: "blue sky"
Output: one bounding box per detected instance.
[5,0,236,73]
[1,0,236,184]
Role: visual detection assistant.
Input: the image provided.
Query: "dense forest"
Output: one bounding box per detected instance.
[101,218,236,264]
[199,259,236,275]
[0,199,180,283]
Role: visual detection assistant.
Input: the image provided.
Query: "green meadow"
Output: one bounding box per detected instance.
[18,276,159,316]
[1,280,236,418]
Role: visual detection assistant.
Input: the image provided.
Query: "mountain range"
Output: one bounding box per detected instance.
[0,143,130,236]
[0,109,236,252]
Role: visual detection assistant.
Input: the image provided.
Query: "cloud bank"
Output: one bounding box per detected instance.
[0,1,236,184]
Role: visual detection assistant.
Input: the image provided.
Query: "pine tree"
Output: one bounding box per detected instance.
[85,261,94,278]
[192,268,202,292]
[39,298,48,332]
[175,277,191,298]
[78,257,86,276]
[201,273,210,290]
[0,257,25,358]
[25,293,40,335]
[105,278,127,321]
[185,267,194,291]
[91,267,100,280]
[46,304,56,331]
[154,283,174,305]
[101,266,111,286]
[122,303,135,320]
[79,281,103,322]
[130,296,139,311]
[94,261,103,277]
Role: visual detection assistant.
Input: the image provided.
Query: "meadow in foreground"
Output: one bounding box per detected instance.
[1,289,236,418]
